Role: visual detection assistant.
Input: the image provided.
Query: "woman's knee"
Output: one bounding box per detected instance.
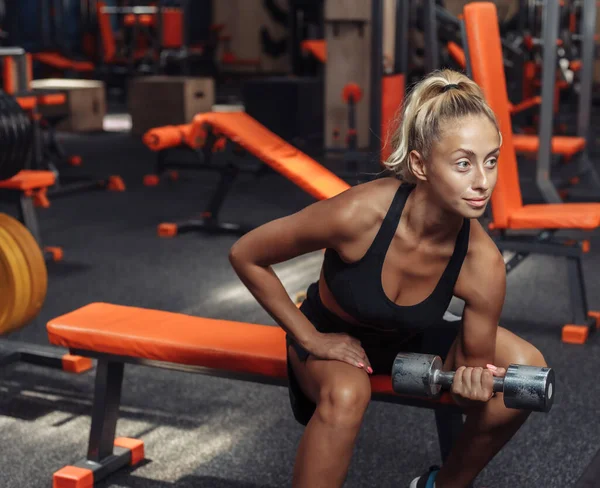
[317,372,371,427]
[497,328,547,368]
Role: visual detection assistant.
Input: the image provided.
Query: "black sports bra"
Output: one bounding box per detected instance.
[322,183,470,332]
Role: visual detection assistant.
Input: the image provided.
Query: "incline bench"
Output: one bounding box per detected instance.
[47,302,464,487]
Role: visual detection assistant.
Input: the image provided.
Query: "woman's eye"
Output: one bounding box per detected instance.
[457,160,469,169]
[486,158,498,167]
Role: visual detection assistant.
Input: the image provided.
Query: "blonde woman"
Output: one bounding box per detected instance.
[230,70,547,488]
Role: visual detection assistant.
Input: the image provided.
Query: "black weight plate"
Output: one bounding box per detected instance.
[0,93,22,180]
[0,93,13,179]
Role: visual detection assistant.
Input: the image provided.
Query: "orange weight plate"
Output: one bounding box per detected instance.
[0,213,47,325]
[0,226,31,334]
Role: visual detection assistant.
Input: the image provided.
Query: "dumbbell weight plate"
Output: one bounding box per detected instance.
[0,225,32,334]
[392,353,444,398]
[0,213,47,326]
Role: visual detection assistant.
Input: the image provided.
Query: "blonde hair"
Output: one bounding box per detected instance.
[383,69,500,183]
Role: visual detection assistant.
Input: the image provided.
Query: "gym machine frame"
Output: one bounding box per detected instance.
[461,21,599,344]
[530,0,600,203]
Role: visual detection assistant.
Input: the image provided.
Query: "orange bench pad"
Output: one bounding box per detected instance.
[37,93,66,106]
[301,39,327,63]
[513,134,586,157]
[143,124,195,151]
[46,302,455,401]
[190,112,351,201]
[508,204,600,230]
[0,170,56,190]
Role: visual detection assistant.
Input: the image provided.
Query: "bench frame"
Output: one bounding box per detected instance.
[153,125,270,238]
[53,348,466,487]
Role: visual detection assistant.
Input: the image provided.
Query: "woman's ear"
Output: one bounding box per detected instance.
[408,150,428,181]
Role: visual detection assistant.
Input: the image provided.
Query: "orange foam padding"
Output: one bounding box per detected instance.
[562,325,589,344]
[46,302,457,402]
[33,188,50,208]
[447,41,466,69]
[509,96,541,114]
[37,93,67,106]
[507,204,600,229]
[62,354,93,373]
[124,13,156,27]
[45,246,64,262]
[512,135,586,158]
[0,170,56,190]
[32,52,95,72]
[107,176,126,191]
[16,96,37,111]
[464,2,524,228]
[142,124,195,151]
[157,223,177,237]
[143,174,160,186]
[161,9,184,48]
[342,82,363,103]
[2,56,17,94]
[114,437,145,465]
[464,2,600,232]
[381,74,404,163]
[190,112,350,201]
[52,465,94,488]
[97,1,117,63]
[69,156,83,167]
[588,311,600,328]
[301,39,327,63]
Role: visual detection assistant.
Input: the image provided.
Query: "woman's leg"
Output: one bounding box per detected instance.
[435,327,547,488]
[288,345,372,488]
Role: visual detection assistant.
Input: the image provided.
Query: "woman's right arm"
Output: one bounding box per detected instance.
[229,188,372,372]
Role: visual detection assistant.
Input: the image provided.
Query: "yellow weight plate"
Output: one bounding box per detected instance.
[0,233,13,334]
[0,213,47,325]
[0,226,31,334]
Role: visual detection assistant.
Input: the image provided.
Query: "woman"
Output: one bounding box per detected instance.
[229,70,547,488]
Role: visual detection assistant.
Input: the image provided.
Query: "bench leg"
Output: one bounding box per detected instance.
[562,254,598,344]
[53,360,144,487]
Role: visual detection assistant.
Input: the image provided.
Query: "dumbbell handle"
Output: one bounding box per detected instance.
[434,370,504,392]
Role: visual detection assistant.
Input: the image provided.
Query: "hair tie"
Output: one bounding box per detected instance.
[442,83,460,93]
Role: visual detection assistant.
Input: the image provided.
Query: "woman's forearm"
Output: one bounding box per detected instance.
[231,257,319,347]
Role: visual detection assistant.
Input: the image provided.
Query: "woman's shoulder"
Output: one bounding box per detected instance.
[464,219,505,273]
[331,177,403,233]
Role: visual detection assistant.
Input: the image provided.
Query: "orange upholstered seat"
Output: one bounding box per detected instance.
[190,112,351,200]
[47,302,456,402]
[513,134,586,158]
[0,170,56,190]
[464,2,600,230]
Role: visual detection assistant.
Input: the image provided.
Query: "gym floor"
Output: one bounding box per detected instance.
[1,108,600,488]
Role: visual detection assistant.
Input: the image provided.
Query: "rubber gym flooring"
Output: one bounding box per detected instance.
[1,113,600,488]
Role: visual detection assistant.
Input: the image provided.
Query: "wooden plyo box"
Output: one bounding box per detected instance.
[128,76,215,135]
[30,79,106,132]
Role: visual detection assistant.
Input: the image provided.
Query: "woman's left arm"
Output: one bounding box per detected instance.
[450,226,507,405]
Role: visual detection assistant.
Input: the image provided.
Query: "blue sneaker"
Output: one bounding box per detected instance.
[409,466,440,488]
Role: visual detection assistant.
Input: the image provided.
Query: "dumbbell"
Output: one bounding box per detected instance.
[391,352,555,412]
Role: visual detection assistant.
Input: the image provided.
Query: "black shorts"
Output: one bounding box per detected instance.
[286,284,461,426]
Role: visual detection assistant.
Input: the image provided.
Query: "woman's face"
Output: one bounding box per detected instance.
[416,114,501,219]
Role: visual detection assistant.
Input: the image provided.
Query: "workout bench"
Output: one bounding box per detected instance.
[47,302,465,487]
[463,2,600,343]
[143,112,350,238]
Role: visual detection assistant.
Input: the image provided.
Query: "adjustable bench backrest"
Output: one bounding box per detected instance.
[463,2,524,229]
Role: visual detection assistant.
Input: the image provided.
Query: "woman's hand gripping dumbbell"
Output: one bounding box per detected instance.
[391,352,555,412]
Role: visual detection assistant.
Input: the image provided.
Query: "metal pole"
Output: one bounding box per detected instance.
[576,0,596,142]
[423,0,438,72]
[370,0,384,155]
[394,0,409,75]
[535,0,562,203]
